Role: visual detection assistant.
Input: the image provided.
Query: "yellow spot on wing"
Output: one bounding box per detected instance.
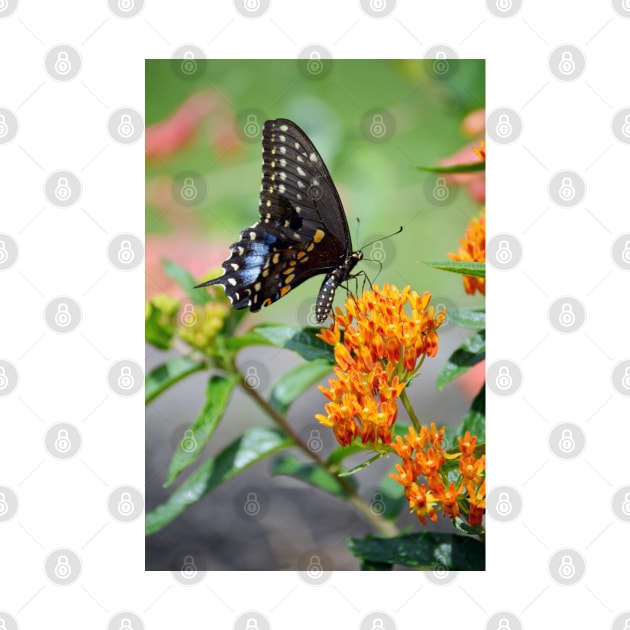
[280,286,291,297]
[313,229,325,243]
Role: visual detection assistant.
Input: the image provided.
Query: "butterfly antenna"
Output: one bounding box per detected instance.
[360,225,403,251]
[354,217,361,247]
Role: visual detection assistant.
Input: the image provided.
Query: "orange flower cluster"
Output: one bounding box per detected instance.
[315,284,446,447]
[448,209,486,296]
[390,424,486,526]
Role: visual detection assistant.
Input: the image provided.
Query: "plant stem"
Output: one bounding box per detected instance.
[240,374,399,537]
[400,388,421,432]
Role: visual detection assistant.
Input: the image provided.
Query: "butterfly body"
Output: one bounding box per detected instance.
[196,118,361,323]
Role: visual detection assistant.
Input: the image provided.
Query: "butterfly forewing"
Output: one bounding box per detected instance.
[196,118,359,320]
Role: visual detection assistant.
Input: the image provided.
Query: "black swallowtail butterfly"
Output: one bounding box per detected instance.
[195,118,362,322]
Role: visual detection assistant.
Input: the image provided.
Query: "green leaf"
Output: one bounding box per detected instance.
[453,517,485,537]
[361,560,393,570]
[271,454,355,498]
[227,325,335,362]
[461,385,485,441]
[146,428,293,535]
[164,259,210,304]
[145,356,206,405]
[416,161,485,174]
[447,307,486,329]
[164,374,238,486]
[423,260,485,278]
[326,443,366,467]
[436,330,485,390]
[338,452,383,477]
[270,359,332,414]
[145,298,177,350]
[347,532,485,570]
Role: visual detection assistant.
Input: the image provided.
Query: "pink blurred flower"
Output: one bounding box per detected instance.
[145,90,239,160]
[145,231,227,300]
[439,108,485,204]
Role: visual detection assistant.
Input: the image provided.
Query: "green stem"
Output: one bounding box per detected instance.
[240,373,399,538]
[400,388,421,432]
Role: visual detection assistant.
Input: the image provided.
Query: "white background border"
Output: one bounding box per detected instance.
[1,0,629,628]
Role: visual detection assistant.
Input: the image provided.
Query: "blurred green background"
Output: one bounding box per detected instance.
[145,58,485,316]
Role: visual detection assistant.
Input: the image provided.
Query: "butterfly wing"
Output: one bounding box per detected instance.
[196,118,353,312]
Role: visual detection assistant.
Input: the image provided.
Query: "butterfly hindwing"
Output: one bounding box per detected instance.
[196,118,361,320]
